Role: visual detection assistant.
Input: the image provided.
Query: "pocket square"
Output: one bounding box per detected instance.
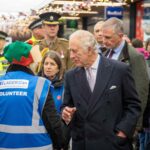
[109,85,117,90]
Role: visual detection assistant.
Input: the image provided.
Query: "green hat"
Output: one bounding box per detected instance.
[4,41,32,63]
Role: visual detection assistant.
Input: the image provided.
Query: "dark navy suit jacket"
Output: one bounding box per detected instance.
[62,56,141,150]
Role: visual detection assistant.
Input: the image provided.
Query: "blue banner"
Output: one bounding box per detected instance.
[106,6,123,19]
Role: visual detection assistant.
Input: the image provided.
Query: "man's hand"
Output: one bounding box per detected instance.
[62,106,76,124]
[116,131,127,138]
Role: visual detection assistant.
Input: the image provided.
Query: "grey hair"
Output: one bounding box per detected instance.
[103,17,124,34]
[69,30,97,51]
[94,20,105,32]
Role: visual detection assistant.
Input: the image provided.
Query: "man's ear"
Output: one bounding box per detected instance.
[119,33,124,38]
[88,47,93,54]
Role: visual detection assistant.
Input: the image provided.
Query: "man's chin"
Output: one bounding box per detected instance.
[74,62,82,67]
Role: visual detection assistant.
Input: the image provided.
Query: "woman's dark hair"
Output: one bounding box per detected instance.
[145,38,150,51]
[40,50,64,79]
[131,38,143,48]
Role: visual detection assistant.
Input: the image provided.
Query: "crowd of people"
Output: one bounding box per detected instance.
[0,11,150,150]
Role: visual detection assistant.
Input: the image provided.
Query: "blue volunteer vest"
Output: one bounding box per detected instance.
[0,71,52,150]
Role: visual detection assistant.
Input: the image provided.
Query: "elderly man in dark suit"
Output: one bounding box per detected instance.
[61,30,141,150]
[102,17,149,149]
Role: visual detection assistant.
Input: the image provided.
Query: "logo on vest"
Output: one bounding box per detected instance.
[0,79,29,89]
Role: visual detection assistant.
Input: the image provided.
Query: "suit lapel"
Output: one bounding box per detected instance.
[118,41,130,63]
[75,67,92,104]
[88,56,113,112]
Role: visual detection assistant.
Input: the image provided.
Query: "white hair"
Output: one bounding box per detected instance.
[94,20,105,32]
[102,17,124,34]
[69,30,97,51]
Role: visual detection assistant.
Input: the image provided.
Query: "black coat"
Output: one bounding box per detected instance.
[62,56,141,150]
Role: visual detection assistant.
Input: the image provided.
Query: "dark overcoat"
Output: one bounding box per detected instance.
[62,56,141,150]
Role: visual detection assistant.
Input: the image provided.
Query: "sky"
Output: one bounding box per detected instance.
[0,0,52,13]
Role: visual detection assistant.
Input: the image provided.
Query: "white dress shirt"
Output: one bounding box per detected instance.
[107,40,125,60]
[85,54,100,91]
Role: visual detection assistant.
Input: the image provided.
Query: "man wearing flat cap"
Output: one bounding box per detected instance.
[0,31,9,76]
[26,18,45,46]
[0,41,65,150]
[39,12,73,71]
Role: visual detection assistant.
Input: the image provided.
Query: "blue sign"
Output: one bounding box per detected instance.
[143,7,150,20]
[106,7,123,19]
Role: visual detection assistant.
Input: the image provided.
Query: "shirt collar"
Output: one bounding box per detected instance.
[91,54,100,70]
[84,54,100,71]
[46,37,57,46]
[31,35,41,42]
[113,40,125,54]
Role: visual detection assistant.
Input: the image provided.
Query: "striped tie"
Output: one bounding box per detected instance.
[108,49,114,58]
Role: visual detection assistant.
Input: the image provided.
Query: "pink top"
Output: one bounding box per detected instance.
[136,48,150,59]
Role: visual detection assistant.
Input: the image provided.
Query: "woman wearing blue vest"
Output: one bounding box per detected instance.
[0,41,65,150]
[38,51,71,150]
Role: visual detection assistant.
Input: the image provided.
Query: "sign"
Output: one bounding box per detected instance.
[106,6,123,19]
